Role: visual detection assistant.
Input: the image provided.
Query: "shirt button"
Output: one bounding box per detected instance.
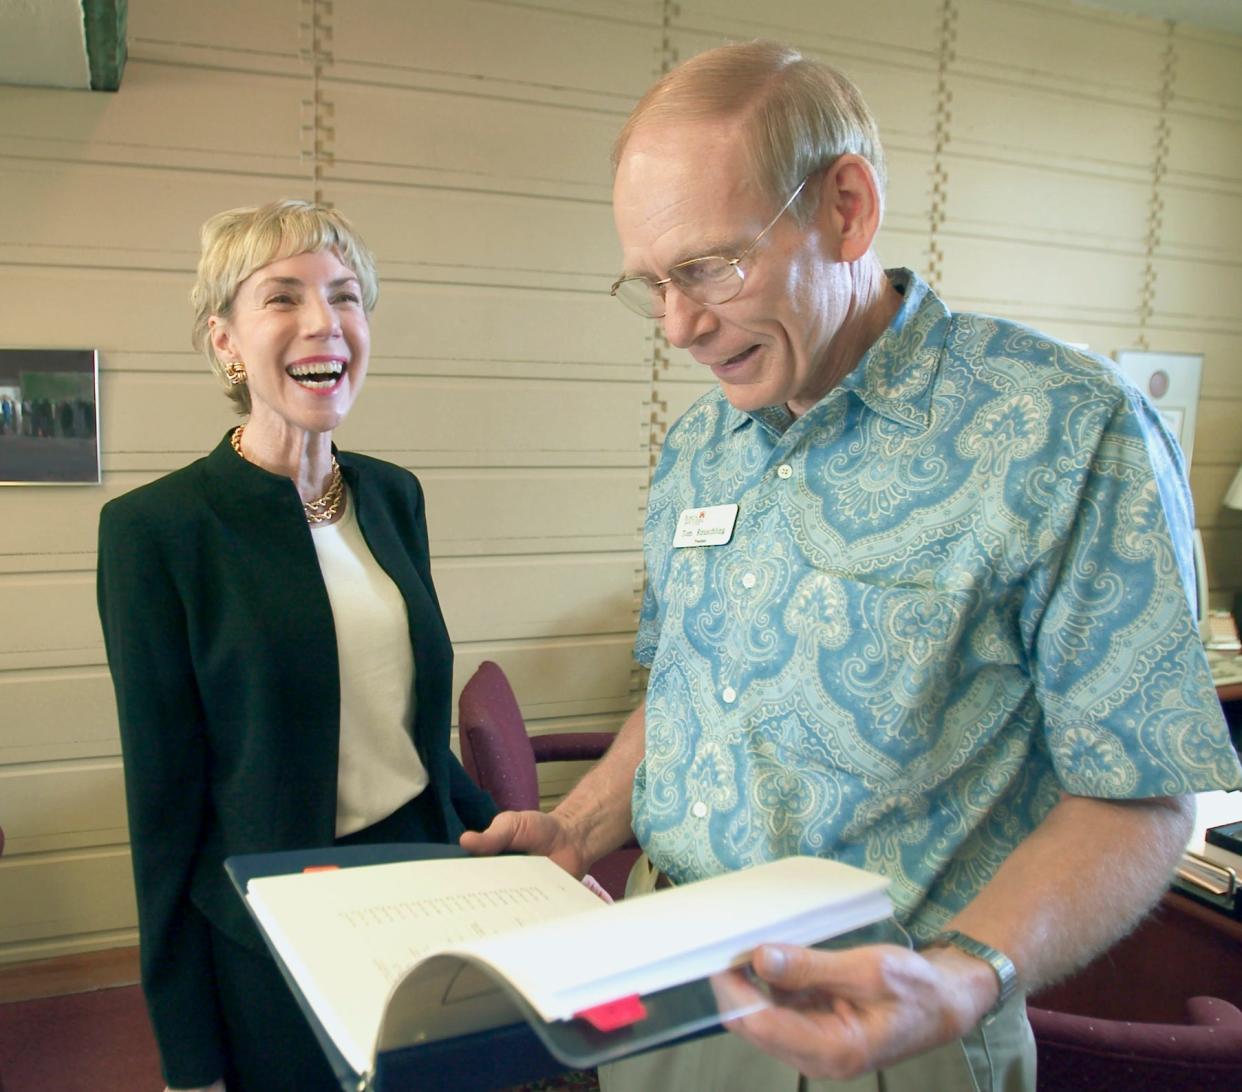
[691,801,708,818]
[777,463,793,479]
[742,572,757,589]
[722,686,737,703]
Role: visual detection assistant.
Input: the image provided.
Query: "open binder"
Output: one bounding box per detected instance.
[226,845,899,1092]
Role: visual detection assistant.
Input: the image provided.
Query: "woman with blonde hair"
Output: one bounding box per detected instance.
[98,200,495,1091]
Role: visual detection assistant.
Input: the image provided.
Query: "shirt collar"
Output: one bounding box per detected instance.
[723,268,951,437]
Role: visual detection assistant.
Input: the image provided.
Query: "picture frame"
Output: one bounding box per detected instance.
[0,348,101,485]
[1113,350,1203,470]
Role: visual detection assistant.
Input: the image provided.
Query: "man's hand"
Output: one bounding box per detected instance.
[459,810,588,877]
[460,700,648,880]
[720,941,997,1080]
[722,794,1191,1079]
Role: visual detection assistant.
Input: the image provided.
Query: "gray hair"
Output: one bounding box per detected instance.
[613,40,886,223]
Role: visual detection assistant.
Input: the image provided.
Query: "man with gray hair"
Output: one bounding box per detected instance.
[466,40,1241,1089]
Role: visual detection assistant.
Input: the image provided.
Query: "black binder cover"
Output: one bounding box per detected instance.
[225,843,569,1092]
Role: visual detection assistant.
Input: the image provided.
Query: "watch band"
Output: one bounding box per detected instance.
[925,930,1019,1019]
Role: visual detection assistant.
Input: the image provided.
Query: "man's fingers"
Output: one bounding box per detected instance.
[732,943,962,1078]
[459,811,524,856]
[751,944,851,992]
[751,943,912,1002]
[728,995,869,1081]
[459,809,572,864]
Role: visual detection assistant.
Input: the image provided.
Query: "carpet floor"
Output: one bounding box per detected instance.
[0,984,599,1091]
[0,985,163,1091]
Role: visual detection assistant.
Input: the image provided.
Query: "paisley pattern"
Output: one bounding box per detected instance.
[633,269,1241,935]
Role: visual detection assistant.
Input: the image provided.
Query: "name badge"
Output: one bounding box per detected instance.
[674,503,739,548]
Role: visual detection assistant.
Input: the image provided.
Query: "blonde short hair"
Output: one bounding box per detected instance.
[190,200,379,414]
[612,41,886,224]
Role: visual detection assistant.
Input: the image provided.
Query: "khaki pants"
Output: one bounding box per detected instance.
[600,858,1036,1092]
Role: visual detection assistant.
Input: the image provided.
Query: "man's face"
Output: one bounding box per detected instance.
[613,120,854,417]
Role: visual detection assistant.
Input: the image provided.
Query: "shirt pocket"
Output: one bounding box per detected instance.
[776,566,995,786]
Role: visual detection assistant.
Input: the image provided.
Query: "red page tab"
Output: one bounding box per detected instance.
[574,994,648,1032]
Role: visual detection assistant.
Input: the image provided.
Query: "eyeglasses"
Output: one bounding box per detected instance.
[610,178,808,319]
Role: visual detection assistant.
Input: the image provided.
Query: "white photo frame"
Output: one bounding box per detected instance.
[0,348,101,485]
[1113,350,1203,470]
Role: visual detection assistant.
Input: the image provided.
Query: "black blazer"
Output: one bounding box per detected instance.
[97,432,495,1083]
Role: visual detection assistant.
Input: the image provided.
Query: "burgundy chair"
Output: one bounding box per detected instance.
[457,660,641,901]
[1027,996,1242,1091]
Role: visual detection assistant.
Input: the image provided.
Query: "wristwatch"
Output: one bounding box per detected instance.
[925,930,1019,1019]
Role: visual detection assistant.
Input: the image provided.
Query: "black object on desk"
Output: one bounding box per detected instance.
[1206,820,1242,859]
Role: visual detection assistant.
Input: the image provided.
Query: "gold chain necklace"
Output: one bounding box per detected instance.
[230,425,345,525]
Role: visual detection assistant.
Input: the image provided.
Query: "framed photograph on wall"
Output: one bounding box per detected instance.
[0,349,101,485]
[1113,350,1203,470]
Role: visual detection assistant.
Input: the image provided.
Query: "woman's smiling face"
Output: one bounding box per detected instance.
[210,248,370,441]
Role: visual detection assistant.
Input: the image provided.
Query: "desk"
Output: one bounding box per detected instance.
[1029,890,1242,1022]
[1219,680,1242,704]
[1220,681,1242,751]
[1211,647,1242,696]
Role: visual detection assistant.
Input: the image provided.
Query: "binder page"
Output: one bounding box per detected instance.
[449,855,891,1022]
[245,855,603,1077]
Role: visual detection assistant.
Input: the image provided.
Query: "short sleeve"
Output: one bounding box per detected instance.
[1032,402,1240,797]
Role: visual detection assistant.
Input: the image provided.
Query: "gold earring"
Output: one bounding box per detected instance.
[223,360,247,386]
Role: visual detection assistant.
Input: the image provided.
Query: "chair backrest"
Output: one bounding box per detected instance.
[457,660,541,813]
[1028,996,1242,1091]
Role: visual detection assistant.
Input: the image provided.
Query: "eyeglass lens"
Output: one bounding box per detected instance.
[615,258,743,318]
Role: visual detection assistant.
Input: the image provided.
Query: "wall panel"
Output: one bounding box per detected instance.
[2,61,304,175]
[0,573,100,672]
[938,236,1147,321]
[0,669,117,764]
[0,161,308,271]
[954,0,1165,94]
[327,84,617,197]
[322,182,618,290]
[340,283,647,377]
[947,76,1156,170]
[675,0,942,55]
[436,554,639,644]
[420,468,645,557]
[942,159,1150,253]
[0,852,137,961]
[1171,26,1242,109]
[1167,112,1242,184]
[0,762,128,856]
[335,0,657,104]
[451,637,640,723]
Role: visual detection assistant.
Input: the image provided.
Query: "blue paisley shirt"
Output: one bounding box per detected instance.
[633,269,1241,936]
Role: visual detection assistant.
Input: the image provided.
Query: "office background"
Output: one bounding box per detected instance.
[1,0,1240,967]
